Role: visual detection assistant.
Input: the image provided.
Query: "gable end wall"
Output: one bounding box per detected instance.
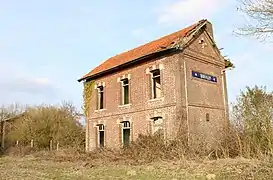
[181,29,228,147]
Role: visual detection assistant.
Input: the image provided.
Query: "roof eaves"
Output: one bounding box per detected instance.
[78,47,179,82]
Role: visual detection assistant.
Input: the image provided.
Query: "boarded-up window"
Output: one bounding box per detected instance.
[151,70,161,99]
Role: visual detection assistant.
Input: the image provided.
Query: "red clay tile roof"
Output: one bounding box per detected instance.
[79,20,206,81]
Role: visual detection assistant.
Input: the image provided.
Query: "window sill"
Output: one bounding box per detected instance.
[95,109,106,113]
[118,104,132,108]
[148,97,164,102]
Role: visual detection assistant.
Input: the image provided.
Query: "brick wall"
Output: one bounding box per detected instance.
[85,26,228,151]
[183,30,228,147]
[86,53,183,150]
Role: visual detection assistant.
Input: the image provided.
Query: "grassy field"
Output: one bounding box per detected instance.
[1,156,273,180]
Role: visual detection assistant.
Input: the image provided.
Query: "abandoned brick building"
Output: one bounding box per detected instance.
[78,19,229,151]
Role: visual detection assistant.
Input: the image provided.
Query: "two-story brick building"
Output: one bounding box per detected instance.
[78,19,229,151]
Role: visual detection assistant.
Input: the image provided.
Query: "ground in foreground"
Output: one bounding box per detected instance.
[0,156,273,180]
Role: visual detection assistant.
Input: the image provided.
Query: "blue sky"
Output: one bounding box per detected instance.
[0,0,272,111]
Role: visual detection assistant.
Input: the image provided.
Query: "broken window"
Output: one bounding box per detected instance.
[152,117,164,137]
[151,69,161,99]
[122,121,131,147]
[121,78,129,105]
[97,86,104,110]
[97,124,105,148]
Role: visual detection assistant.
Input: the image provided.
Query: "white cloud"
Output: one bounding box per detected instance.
[157,0,228,26]
[0,61,58,98]
[0,76,55,94]
[33,77,51,86]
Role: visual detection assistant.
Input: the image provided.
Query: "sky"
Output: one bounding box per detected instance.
[0,0,272,111]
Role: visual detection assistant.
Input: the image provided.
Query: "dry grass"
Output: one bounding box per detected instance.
[2,130,273,179]
[1,155,273,180]
[3,123,273,179]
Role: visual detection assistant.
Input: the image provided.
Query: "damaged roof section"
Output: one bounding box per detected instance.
[78,19,209,82]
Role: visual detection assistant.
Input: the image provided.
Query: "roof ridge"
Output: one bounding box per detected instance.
[100,20,203,62]
[79,19,207,82]
[118,19,207,54]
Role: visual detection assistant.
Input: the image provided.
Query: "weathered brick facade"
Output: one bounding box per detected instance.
[79,20,229,151]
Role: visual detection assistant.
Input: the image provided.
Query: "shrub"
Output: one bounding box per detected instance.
[6,102,85,151]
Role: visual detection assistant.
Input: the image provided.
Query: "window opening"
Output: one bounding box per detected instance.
[97,124,105,148]
[206,113,210,122]
[151,70,161,99]
[121,79,129,105]
[97,86,104,110]
[152,117,164,137]
[122,121,131,146]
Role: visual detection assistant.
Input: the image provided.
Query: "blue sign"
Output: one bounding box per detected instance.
[192,71,217,83]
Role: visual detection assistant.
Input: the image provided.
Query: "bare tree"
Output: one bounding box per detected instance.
[237,0,273,41]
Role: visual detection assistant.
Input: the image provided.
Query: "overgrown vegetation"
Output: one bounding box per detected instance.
[1,85,273,178]
[122,86,273,162]
[225,58,235,69]
[83,80,95,117]
[1,102,85,153]
[231,85,273,157]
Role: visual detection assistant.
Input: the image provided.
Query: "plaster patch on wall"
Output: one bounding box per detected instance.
[199,38,208,49]
[159,64,164,70]
[123,116,132,122]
